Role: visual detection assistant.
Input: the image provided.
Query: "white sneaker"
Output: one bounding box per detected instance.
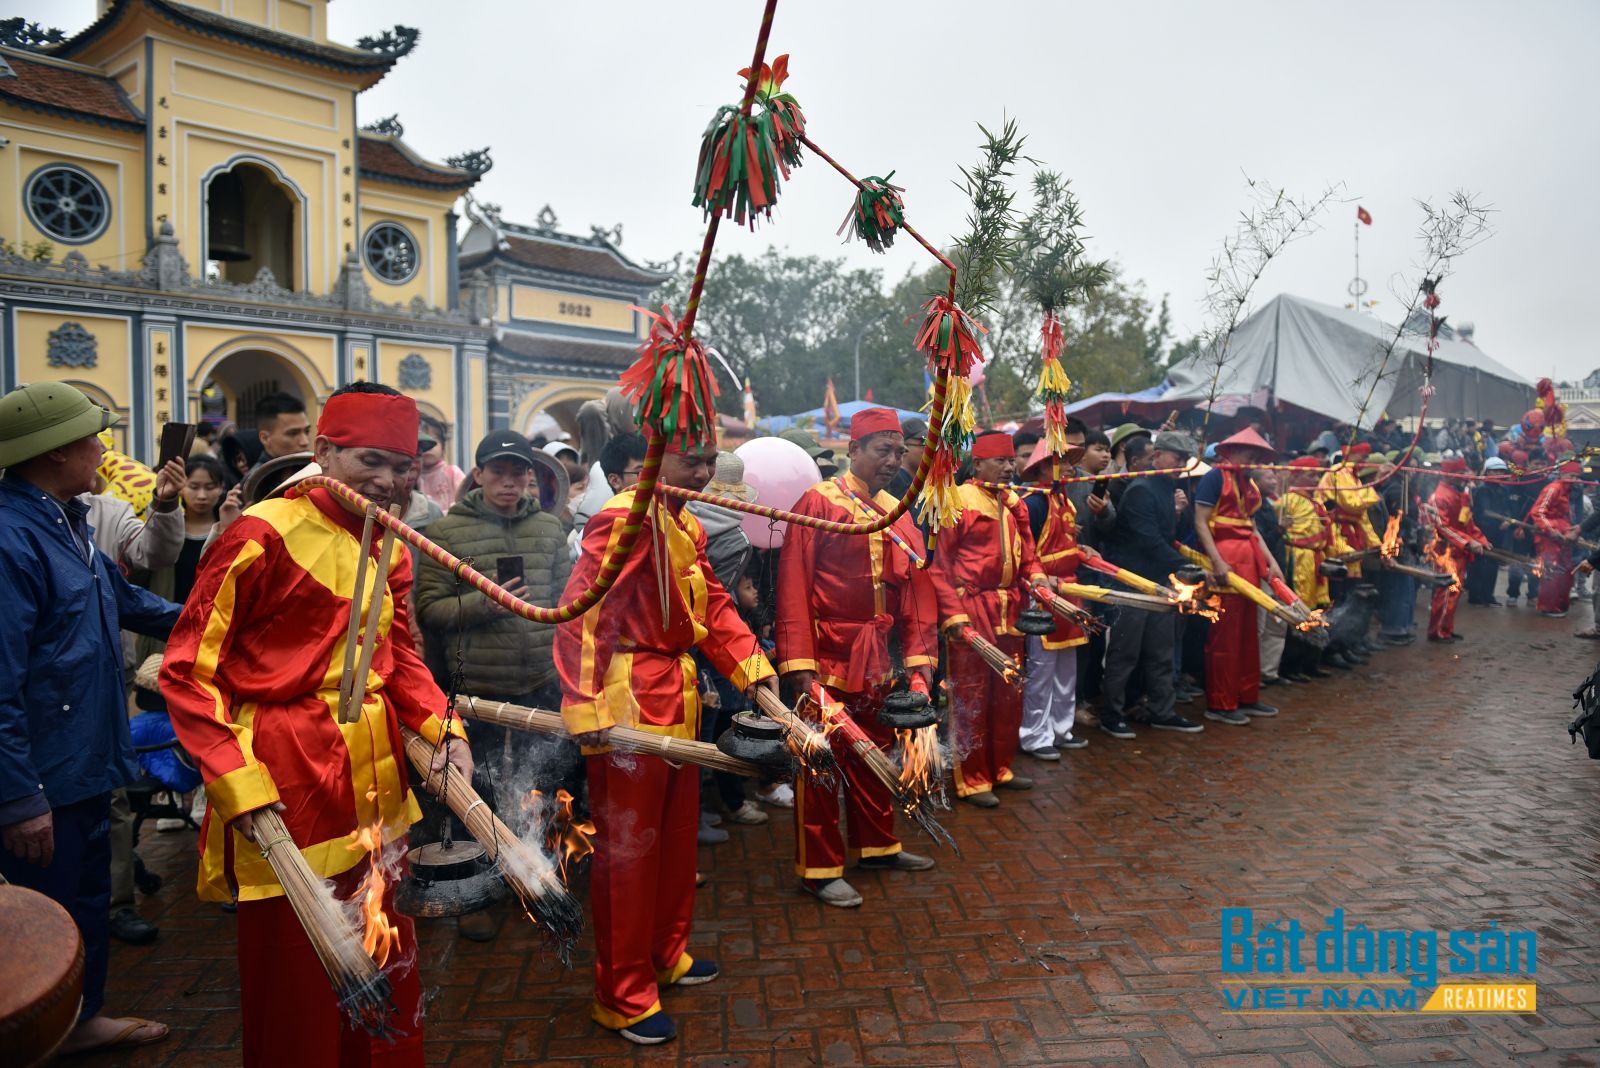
[725,800,769,825]
[189,786,207,822]
[757,783,795,809]
[156,817,188,832]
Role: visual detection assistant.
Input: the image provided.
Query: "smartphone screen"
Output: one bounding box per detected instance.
[495,556,525,585]
[1093,478,1110,498]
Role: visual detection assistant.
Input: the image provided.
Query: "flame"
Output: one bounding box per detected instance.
[1380,515,1401,558]
[1532,558,1545,579]
[894,725,943,797]
[1295,608,1328,632]
[1429,539,1463,593]
[1168,573,1222,621]
[347,787,401,968]
[531,788,594,885]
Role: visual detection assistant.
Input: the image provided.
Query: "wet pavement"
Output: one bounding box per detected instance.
[84,599,1600,1066]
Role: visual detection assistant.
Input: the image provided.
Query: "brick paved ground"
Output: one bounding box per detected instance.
[83,601,1600,1067]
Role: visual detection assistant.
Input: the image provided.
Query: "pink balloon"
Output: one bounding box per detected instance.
[733,437,823,549]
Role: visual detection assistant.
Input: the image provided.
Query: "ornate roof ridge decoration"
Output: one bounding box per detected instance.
[444,148,492,176]
[357,133,483,191]
[42,0,413,83]
[0,224,477,327]
[353,27,420,59]
[362,113,404,138]
[0,18,67,50]
[494,218,666,272]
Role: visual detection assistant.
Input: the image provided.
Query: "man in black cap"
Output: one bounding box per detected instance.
[0,382,180,1054]
[887,416,927,500]
[1099,431,1205,739]
[414,431,574,940]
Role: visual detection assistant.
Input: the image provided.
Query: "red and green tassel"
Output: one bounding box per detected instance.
[692,106,785,229]
[1035,311,1072,456]
[838,173,906,253]
[620,304,721,447]
[913,295,986,529]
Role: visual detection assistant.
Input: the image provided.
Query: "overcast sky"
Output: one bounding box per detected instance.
[31,1,1600,382]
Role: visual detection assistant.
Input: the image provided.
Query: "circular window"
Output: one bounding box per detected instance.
[25,164,112,244]
[363,221,419,284]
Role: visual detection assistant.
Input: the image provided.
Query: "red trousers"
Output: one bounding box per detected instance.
[1205,533,1264,712]
[1537,538,1574,614]
[587,750,699,1029]
[794,687,900,878]
[1428,548,1470,638]
[949,636,1023,797]
[238,859,423,1068]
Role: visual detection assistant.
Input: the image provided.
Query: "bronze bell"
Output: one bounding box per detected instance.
[879,689,939,731]
[1016,608,1055,636]
[394,839,507,919]
[716,711,795,778]
[206,170,251,262]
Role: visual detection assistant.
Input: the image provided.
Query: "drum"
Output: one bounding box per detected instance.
[0,883,85,1067]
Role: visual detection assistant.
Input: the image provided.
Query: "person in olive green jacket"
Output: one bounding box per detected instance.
[414,432,576,824]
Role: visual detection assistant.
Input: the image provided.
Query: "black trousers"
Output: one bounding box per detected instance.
[1101,609,1177,722]
[0,793,111,1020]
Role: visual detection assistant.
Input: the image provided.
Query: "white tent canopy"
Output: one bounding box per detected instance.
[1161,294,1533,425]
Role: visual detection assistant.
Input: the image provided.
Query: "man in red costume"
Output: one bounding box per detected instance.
[1528,460,1583,618]
[161,383,472,1068]
[1425,456,1487,641]
[1016,439,1090,760]
[776,407,938,908]
[1193,427,1286,726]
[555,437,777,1045]
[931,430,1049,808]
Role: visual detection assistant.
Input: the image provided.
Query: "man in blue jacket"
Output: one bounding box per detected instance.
[0,382,181,1056]
[1099,431,1205,738]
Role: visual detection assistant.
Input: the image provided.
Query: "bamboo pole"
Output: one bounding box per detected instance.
[453,696,765,778]
[748,688,841,782]
[1176,544,1307,628]
[336,505,378,723]
[1059,581,1176,612]
[248,809,395,1036]
[399,728,582,962]
[342,525,397,725]
[1482,511,1599,553]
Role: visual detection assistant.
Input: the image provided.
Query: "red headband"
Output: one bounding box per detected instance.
[1344,442,1372,458]
[1440,457,1468,474]
[317,392,419,458]
[851,406,901,441]
[971,431,1015,460]
[1288,456,1321,469]
[1559,460,1582,476]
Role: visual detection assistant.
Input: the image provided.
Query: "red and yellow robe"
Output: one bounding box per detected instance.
[1207,467,1266,581]
[555,488,774,745]
[1318,463,1380,576]
[775,473,937,692]
[1430,482,1486,555]
[160,487,461,902]
[1029,489,1088,649]
[1278,489,1332,607]
[929,482,1047,640]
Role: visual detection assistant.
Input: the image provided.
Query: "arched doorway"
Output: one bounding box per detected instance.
[193,344,321,434]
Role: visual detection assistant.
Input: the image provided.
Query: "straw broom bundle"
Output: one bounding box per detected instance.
[1032,585,1105,632]
[398,729,582,963]
[957,628,1022,688]
[248,809,395,1036]
[749,688,840,783]
[452,696,764,778]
